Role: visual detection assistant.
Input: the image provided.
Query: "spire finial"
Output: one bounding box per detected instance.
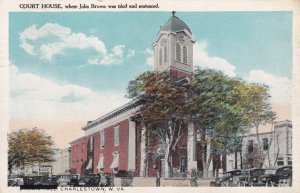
[172,11,176,16]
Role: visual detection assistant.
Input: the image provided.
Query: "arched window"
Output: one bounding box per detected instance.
[164,46,167,62]
[159,48,162,65]
[176,43,181,62]
[183,46,187,64]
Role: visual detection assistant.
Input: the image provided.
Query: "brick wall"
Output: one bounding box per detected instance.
[70,138,87,174]
[170,68,192,80]
[90,119,130,174]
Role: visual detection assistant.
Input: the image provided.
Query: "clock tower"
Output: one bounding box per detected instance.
[152,12,196,79]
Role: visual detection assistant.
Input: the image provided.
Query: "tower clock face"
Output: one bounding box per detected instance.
[160,38,167,46]
[179,35,185,43]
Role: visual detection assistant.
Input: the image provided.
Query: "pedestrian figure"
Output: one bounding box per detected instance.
[156,172,160,187]
[190,169,198,187]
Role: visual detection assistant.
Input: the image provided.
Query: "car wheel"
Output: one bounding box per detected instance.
[266,181,273,187]
[238,181,246,187]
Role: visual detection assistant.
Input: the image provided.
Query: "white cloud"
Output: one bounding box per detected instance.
[19,23,134,65]
[10,65,130,145]
[193,42,236,77]
[248,70,291,103]
[127,49,135,59]
[144,48,154,66]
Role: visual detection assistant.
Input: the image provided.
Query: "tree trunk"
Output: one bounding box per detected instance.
[164,142,172,178]
[202,153,212,179]
[255,125,263,167]
[203,167,209,179]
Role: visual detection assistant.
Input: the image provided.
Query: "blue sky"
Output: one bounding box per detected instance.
[9,12,292,148]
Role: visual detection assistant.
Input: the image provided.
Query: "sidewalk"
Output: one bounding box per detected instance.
[114,177,213,187]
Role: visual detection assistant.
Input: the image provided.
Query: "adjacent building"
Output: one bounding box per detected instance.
[226,120,293,171]
[51,147,71,175]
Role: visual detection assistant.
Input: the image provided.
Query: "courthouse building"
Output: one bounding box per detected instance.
[69,13,222,177]
[69,13,293,178]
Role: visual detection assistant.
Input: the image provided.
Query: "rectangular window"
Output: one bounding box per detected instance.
[100,131,105,148]
[180,156,187,173]
[183,46,187,64]
[176,43,181,62]
[114,126,119,146]
[196,130,201,142]
[248,140,254,153]
[262,138,269,150]
[89,136,93,152]
[288,157,292,165]
[277,157,284,166]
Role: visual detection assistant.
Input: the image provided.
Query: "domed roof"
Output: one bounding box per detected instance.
[160,13,192,34]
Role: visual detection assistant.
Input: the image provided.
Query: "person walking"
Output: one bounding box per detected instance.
[156,172,161,187]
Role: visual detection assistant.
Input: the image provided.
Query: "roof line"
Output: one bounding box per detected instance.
[81,98,141,131]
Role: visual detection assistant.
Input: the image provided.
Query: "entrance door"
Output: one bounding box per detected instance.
[180,156,187,173]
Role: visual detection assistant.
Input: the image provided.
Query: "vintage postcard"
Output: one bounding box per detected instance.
[0,0,299,193]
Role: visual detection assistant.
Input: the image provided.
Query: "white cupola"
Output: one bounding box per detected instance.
[152,11,196,79]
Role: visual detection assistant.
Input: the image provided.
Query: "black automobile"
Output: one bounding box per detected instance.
[258,167,277,186]
[271,166,292,186]
[210,170,242,187]
[257,166,292,187]
[98,173,113,187]
[77,176,97,187]
[56,174,79,186]
[34,177,59,186]
[22,175,44,185]
[69,175,80,186]
[234,168,265,186]
[8,177,24,186]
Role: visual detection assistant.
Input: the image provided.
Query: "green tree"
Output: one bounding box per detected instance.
[127,69,275,178]
[127,71,190,177]
[238,82,276,167]
[190,69,275,177]
[8,128,55,175]
[189,69,249,178]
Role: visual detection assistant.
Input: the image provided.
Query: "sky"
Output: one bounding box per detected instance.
[9,11,292,148]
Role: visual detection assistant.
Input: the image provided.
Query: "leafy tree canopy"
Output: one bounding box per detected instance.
[126,68,276,176]
[8,128,55,172]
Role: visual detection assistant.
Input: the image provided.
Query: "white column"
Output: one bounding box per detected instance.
[219,154,223,174]
[187,123,197,171]
[140,127,146,177]
[128,118,136,171]
[207,142,214,178]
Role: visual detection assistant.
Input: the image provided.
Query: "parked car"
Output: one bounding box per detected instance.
[271,166,292,186]
[99,173,110,187]
[22,175,44,185]
[34,177,58,186]
[77,175,100,187]
[210,170,241,187]
[8,177,24,186]
[233,168,265,186]
[258,167,277,186]
[69,175,80,186]
[56,174,79,186]
[257,166,292,187]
